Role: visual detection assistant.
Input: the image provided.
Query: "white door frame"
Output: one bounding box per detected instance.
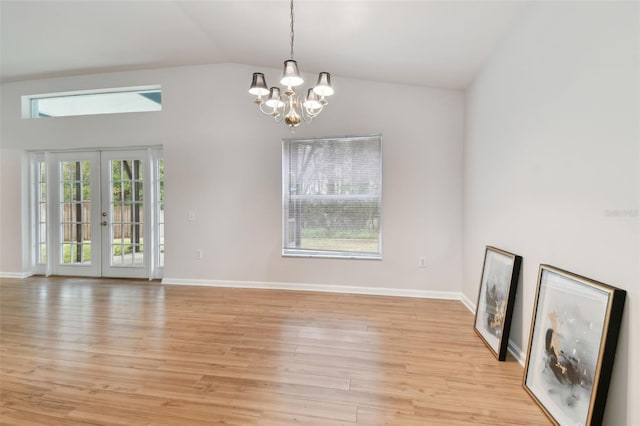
[30,147,163,279]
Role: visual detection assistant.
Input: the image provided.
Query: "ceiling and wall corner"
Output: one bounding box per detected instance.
[0,1,528,89]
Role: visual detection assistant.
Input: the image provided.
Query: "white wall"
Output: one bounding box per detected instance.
[0,147,27,277]
[463,2,638,425]
[0,63,464,294]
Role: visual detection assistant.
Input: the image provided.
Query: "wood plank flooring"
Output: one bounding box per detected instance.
[0,277,548,425]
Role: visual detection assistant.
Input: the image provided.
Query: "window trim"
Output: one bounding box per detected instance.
[281,134,383,260]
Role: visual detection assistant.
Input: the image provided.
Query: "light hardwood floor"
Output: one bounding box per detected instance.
[0,277,548,425]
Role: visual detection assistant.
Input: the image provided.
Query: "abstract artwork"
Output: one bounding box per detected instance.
[473,246,522,361]
[523,265,626,426]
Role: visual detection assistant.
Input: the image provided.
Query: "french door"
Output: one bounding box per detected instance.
[33,148,163,279]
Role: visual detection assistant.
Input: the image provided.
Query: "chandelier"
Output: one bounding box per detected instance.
[248,0,333,130]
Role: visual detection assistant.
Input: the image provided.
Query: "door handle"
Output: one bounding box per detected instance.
[101,221,108,226]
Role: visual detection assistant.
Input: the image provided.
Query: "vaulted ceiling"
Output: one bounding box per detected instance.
[0,1,529,89]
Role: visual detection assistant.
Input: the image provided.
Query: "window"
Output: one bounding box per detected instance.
[24,86,161,118]
[283,134,382,259]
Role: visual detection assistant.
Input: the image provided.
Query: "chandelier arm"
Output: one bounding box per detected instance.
[305,103,323,118]
[300,104,312,124]
[272,93,289,123]
[258,102,277,116]
[301,107,315,122]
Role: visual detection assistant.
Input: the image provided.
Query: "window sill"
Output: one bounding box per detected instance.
[282,249,382,260]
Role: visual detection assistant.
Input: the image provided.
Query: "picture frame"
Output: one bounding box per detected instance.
[473,246,522,361]
[523,265,626,426]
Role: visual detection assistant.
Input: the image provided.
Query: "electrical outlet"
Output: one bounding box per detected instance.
[418,256,426,268]
[195,249,203,260]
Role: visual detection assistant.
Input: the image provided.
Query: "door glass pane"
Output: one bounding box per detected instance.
[110,159,144,267]
[37,161,47,264]
[59,161,92,264]
[157,159,164,268]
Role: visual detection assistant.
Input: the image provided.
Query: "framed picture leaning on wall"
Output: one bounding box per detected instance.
[523,265,626,426]
[473,246,522,361]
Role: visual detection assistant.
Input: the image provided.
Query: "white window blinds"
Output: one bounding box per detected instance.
[282,135,382,259]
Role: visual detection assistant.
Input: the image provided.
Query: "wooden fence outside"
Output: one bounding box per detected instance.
[61,204,146,241]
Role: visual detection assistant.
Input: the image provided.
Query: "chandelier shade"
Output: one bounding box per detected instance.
[303,89,322,111]
[248,0,333,130]
[280,60,304,87]
[313,72,334,97]
[266,87,285,109]
[248,73,269,97]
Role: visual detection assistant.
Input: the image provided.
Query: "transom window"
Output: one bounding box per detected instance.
[24,86,161,118]
[282,134,382,259]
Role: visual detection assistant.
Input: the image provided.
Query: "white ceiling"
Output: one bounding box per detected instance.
[0,1,529,89]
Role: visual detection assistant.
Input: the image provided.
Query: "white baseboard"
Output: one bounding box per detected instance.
[0,272,33,279]
[459,291,525,365]
[460,292,476,312]
[507,340,526,366]
[161,278,461,300]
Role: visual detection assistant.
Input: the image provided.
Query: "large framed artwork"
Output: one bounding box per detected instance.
[523,265,626,426]
[473,246,522,361]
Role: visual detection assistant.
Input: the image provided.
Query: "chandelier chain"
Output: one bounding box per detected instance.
[289,0,295,59]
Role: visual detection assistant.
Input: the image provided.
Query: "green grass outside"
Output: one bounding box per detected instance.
[300,238,378,252]
[41,238,145,263]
